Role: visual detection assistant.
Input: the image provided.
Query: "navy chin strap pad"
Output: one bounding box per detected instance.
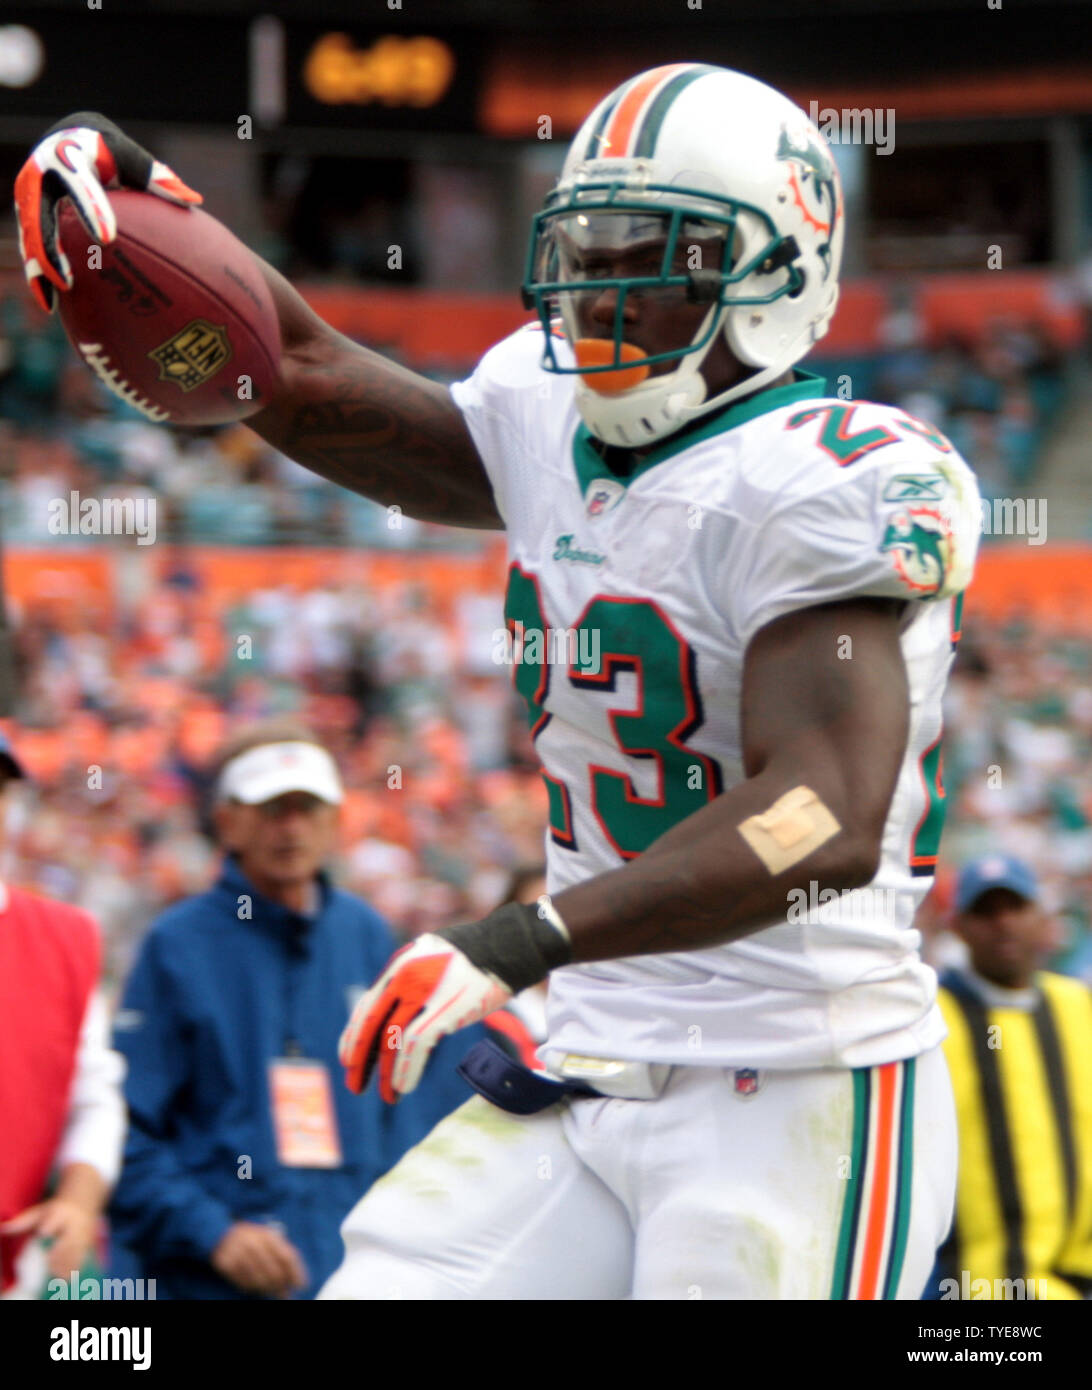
[457,1038,598,1115]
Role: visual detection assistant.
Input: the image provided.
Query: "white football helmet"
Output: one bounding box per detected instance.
[522,63,844,448]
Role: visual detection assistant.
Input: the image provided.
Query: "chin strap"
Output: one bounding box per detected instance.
[669,356,796,429]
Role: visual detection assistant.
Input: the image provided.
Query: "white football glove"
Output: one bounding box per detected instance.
[340,899,572,1102]
[339,934,511,1103]
[14,111,202,313]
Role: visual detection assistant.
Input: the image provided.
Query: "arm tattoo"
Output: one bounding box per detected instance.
[254,350,502,530]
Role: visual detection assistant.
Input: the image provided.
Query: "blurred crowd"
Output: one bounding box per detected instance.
[823,291,1066,504]
[921,611,1092,980]
[0,543,547,989]
[0,289,472,552]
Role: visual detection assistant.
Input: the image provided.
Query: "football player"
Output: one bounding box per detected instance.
[16,63,981,1299]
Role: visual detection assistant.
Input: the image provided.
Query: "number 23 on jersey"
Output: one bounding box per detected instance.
[504,563,723,859]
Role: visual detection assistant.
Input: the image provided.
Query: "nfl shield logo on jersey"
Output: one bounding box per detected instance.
[585,478,625,518]
[733,1068,761,1097]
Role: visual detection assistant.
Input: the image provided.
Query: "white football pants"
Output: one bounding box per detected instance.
[319,1046,956,1300]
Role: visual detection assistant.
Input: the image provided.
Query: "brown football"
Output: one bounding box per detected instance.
[55,189,281,425]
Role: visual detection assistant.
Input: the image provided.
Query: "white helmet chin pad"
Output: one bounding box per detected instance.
[571,303,717,449]
[574,362,709,450]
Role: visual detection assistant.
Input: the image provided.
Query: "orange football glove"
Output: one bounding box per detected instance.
[14,111,201,313]
[339,934,511,1103]
[340,899,572,1102]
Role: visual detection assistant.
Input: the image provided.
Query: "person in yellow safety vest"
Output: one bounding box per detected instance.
[927,855,1092,1301]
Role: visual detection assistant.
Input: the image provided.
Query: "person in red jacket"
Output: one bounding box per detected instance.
[0,734,126,1298]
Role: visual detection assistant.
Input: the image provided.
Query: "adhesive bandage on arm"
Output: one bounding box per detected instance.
[737,785,841,875]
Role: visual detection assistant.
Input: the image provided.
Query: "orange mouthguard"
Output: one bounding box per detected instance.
[572,339,651,394]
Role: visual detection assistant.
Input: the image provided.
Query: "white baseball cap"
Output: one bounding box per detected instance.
[217,741,344,806]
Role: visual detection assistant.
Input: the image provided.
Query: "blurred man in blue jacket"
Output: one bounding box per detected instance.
[109,721,514,1299]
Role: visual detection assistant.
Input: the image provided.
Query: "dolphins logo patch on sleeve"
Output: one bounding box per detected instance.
[880,506,955,595]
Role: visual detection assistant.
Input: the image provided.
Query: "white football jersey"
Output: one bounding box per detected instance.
[451,326,981,1069]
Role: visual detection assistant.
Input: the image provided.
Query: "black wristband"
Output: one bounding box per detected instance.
[437,902,572,994]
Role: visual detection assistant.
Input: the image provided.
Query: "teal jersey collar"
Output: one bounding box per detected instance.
[572,369,829,495]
